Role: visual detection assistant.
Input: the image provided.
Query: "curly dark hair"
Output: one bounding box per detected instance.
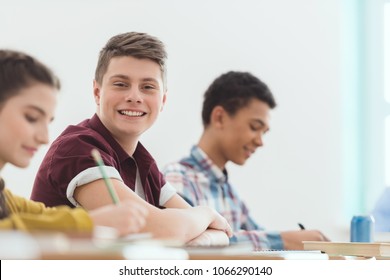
[202,71,276,127]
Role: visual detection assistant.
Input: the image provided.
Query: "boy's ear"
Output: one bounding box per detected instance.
[93,80,101,105]
[160,92,167,112]
[210,106,225,128]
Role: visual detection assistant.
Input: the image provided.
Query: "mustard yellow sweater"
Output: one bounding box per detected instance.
[0,188,93,232]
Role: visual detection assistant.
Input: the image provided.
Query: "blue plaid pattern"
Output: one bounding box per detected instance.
[163,145,283,250]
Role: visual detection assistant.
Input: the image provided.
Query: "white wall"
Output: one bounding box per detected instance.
[1,0,349,240]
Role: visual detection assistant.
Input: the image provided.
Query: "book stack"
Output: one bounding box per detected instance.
[303,241,390,258]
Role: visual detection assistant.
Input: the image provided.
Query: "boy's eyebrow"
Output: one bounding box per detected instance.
[109,74,130,80]
[109,74,159,83]
[142,77,159,83]
[27,105,55,122]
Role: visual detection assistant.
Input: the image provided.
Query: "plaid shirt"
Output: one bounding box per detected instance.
[162,145,283,250]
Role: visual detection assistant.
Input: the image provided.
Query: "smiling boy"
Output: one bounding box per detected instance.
[0,49,148,235]
[31,32,232,244]
[163,71,329,250]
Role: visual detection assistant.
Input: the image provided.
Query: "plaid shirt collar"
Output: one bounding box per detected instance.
[190,145,228,185]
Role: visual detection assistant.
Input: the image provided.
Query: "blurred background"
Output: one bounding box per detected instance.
[1,0,389,241]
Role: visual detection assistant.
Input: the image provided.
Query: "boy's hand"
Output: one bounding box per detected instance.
[186,229,230,246]
[208,209,233,238]
[281,230,330,250]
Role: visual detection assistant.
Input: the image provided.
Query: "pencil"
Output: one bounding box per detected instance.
[91,149,120,204]
[298,223,306,230]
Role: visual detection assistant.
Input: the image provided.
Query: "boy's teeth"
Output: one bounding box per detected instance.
[121,111,143,116]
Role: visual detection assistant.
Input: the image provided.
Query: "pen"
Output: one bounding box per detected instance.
[298,223,306,230]
[91,149,120,205]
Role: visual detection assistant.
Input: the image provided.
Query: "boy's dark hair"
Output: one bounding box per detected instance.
[202,71,276,127]
[95,32,168,91]
[0,49,60,107]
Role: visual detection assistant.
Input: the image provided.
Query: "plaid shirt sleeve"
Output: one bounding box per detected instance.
[231,201,284,250]
[163,162,284,250]
[162,162,199,206]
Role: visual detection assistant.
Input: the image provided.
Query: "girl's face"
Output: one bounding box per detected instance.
[0,83,57,170]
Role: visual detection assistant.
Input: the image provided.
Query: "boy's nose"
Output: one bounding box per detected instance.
[125,88,143,103]
[254,134,263,147]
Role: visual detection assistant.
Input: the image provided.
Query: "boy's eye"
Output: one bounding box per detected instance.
[143,84,156,90]
[25,115,38,123]
[250,125,268,135]
[113,82,127,87]
[250,124,261,131]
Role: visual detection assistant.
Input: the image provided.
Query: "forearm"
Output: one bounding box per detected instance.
[187,229,230,246]
[143,206,215,242]
[230,230,283,250]
[74,181,226,242]
[280,230,330,250]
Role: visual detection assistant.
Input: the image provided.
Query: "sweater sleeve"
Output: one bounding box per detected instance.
[0,188,93,232]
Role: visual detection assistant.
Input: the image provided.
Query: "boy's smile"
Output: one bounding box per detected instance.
[94,56,166,154]
[206,98,271,169]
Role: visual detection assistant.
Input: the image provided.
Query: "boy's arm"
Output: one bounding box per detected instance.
[74,179,232,243]
[280,230,330,250]
[164,167,282,249]
[187,229,230,246]
[235,208,283,250]
[163,193,193,209]
[163,194,231,246]
[231,230,282,250]
[237,214,329,250]
[163,165,234,245]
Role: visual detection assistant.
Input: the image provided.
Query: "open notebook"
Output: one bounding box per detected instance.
[185,243,329,260]
[253,250,328,260]
[185,243,254,256]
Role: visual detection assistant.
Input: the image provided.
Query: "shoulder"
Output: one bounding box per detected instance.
[162,159,208,191]
[48,122,115,162]
[163,159,197,176]
[38,121,120,180]
[56,123,108,149]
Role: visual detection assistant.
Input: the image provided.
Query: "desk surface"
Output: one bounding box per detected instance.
[0,231,383,260]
